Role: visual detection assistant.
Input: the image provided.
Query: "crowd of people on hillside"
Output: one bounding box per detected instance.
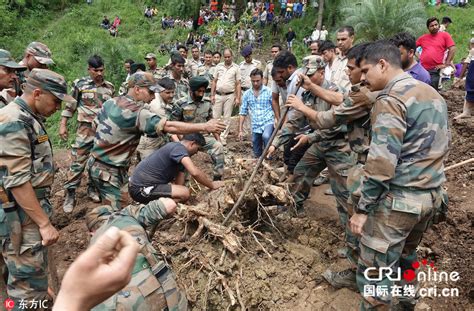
[99,15,121,37]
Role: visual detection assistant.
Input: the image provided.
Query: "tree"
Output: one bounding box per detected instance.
[340,0,427,42]
[316,0,324,30]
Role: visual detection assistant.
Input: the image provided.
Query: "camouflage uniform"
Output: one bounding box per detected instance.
[197,63,216,101]
[0,70,74,309]
[89,91,168,210]
[87,201,187,311]
[0,49,26,109]
[310,83,376,264]
[61,77,115,191]
[172,94,224,179]
[163,71,190,107]
[355,73,449,309]
[17,42,54,88]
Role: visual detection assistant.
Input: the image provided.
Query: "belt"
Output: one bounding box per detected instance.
[241,87,249,91]
[34,187,51,199]
[216,90,234,96]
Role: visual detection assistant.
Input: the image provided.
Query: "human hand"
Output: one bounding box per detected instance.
[205,119,226,134]
[59,123,68,141]
[211,95,216,105]
[285,94,305,111]
[53,227,139,311]
[39,223,59,246]
[234,97,240,107]
[238,130,244,141]
[296,73,313,89]
[291,134,309,151]
[349,213,368,235]
[212,181,225,190]
[435,64,447,70]
[266,145,276,159]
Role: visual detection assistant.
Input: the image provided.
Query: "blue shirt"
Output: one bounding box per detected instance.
[240,86,275,134]
[406,62,431,85]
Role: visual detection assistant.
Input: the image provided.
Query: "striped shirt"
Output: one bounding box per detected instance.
[240,86,274,134]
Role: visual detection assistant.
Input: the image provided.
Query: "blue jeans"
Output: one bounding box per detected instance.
[252,124,274,158]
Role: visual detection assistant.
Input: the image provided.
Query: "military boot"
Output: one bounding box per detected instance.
[322,268,358,291]
[87,185,101,203]
[63,189,76,213]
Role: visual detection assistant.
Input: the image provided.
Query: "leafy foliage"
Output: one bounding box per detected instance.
[340,0,427,42]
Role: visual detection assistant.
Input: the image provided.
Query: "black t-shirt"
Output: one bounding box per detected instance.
[130,142,189,187]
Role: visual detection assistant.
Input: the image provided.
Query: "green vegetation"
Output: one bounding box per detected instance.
[340,0,427,41]
[1,1,473,148]
[426,4,474,62]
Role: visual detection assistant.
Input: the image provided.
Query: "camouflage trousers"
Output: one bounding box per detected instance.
[88,157,129,210]
[292,139,359,264]
[0,198,52,310]
[202,135,224,178]
[356,187,443,310]
[93,257,188,311]
[64,122,95,190]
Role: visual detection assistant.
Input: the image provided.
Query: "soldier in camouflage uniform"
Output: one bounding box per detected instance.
[0,69,75,309]
[60,55,115,213]
[174,76,224,179]
[88,72,225,210]
[286,44,375,289]
[145,53,162,79]
[196,50,216,102]
[86,198,188,310]
[163,53,190,107]
[136,78,177,160]
[0,49,26,108]
[17,42,54,92]
[349,41,449,310]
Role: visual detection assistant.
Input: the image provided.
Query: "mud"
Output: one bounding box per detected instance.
[47,90,473,310]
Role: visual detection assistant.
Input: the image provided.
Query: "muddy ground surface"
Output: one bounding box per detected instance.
[41,89,473,311]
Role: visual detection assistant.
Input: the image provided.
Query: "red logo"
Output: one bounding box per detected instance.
[4,298,14,310]
[402,259,438,282]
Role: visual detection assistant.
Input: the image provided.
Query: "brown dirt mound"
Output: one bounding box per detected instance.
[47,92,473,310]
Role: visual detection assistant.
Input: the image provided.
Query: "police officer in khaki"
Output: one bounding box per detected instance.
[0,68,75,308]
[211,48,241,144]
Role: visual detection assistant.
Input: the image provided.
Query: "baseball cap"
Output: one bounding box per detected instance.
[26,68,76,103]
[128,72,163,92]
[145,53,157,59]
[25,42,54,65]
[302,55,326,75]
[0,49,26,70]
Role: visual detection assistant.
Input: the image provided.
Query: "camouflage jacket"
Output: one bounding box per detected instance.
[187,59,202,78]
[197,64,216,86]
[311,84,376,156]
[163,71,190,107]
[91,95,167,168]
[0,97,54,191]
[357,73,450,213]
[90,201,178,311]
[61,77,115,123]
[274,80,346,148]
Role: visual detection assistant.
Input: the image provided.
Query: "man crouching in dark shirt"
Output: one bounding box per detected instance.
[129,133,225,203]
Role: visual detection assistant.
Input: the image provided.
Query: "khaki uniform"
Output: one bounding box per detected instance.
[213,62,241,142]
[197,63,216,101]
[263,60,274,87]
[187,58,202,77]
[325,55,351,91]
[239,58,262,90]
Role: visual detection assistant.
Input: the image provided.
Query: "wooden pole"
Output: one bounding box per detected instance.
[444,158,474,172]
[222,68,308,225]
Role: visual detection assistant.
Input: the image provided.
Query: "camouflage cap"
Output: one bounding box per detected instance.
[26,68,76,103]
[128,71,163,92]
[302,55,326,75]
[0,49,26,70]
[145,52,157,59]
[25,42,54,65]
[85,205,114,232]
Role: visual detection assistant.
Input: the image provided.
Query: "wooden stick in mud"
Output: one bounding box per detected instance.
[444,158,474,172]
[222,68,309,225]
